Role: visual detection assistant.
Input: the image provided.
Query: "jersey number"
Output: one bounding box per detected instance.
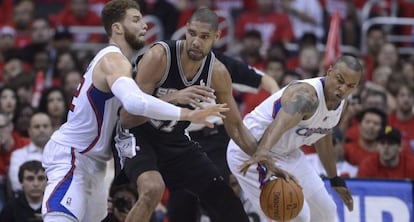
[69,77,86,112]
[150,120,178,132]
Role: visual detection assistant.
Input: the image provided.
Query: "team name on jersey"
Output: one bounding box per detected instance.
[296,127,332,137]
[155,87,178,97]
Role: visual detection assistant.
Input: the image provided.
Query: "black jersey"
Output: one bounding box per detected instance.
[130,40,215,140]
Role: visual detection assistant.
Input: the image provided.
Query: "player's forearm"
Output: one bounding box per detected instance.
[315,136,338,178]
[226,124,257,156]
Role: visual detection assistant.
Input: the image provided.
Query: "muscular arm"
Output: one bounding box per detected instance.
[211,60,257,155]
[119,44,167,129]
[314,133,337,178]
[257,83,319,153]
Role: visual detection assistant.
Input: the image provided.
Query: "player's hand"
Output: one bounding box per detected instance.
[239,149,297,183]
[181,104,229,128]
[333,186,354,211]
[165,85,216,108]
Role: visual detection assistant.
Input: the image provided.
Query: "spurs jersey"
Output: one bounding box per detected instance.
[244,77,344,156]
[51,45,122,162]
[131,40,214,144]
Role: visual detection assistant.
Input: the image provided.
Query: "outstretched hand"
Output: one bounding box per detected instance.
[333,186,354,211]
[239,150,297,183]
[183,103,229,128]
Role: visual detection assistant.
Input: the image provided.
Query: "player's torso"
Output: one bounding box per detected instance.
[135,40,215,139]
[51,45,122,162]
[245,77,344,156]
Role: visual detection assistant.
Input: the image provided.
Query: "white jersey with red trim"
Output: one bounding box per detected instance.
[243,77,345,156]
[50,45,122,162]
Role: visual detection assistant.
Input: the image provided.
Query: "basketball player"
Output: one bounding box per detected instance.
[41,1,228,222]
[227,56,361,221]
[117,8,257,222]
[165,50,279,221]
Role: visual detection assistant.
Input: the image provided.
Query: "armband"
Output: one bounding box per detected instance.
[329,176,346,187]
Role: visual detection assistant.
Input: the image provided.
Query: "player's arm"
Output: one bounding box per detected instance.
[100,50,227,128]
[314,134,354,211]
[213,49,279,94]
[240,82,318,180]
[210,60,257,154]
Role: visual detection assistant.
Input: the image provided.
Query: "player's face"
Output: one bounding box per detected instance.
[185,21,219,61]
[122,8,147,50]
[324,62,360,104]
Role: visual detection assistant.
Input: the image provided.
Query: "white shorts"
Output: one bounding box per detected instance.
[227,140,337,222]
[42,140,108,222]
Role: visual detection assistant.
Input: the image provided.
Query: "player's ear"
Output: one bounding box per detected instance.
[112,22,123,35]
[214,30,221,41]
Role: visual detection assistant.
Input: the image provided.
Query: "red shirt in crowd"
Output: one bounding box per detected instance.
[343,142,377,166]
[235,10,294,45]
[388,113,414,153]
[0,132,31,177]
[357,152,414,179]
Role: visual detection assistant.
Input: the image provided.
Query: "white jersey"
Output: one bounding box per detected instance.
[51,45,122,162]
[244,77,344,156]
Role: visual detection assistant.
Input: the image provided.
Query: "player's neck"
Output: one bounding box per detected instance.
[109,39,135,61]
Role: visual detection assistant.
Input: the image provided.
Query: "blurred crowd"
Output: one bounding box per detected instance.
[0,0,413,221]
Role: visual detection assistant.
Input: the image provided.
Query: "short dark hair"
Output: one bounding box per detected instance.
[188,8,219,31]
[101,0,140,37]
[334,55,364,74]
[18,160,45,183]
[356,107,387,130]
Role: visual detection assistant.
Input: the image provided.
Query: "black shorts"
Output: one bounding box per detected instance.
[122,133,224,195]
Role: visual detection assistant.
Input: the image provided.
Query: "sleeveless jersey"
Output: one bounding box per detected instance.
[51,45,122,162]
[131,40,215,140]
[244,77,345,156]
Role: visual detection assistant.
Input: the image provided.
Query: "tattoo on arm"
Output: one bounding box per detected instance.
[283,86,319,115]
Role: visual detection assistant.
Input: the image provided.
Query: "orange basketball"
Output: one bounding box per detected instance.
[259,178,304,221]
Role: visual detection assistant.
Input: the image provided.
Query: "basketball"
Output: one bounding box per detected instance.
[259,178,304,221]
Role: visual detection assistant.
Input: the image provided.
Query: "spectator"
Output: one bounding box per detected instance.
[0,160,46,222]
[239,30,265,68]
[61,69,82,104]
[7,72,35,106]
[280,69,301,87]
[294,45,321,79]
[10,0,35,48]
[357,126,414,179]
[388,83,414,153]
[362,25,386,81]
[376,42,401,74]
[0,26,16,53]
[234,0,294,51]
[139,0,179,39]
[0,86,19,120]
[344,107,387,166]
[50,50,81,87]
[102,183,138,222]
[12,103,34,139]
[277,0,324,42]
[37,87,68,131]
[343,88,388,142]
[401,59,414,86]
[8,112,52,193]
[0,111,31,210]
[53,0,102,43]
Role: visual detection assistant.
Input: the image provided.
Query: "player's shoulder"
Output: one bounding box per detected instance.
[212,57,229,75]
[284,80,318,98]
